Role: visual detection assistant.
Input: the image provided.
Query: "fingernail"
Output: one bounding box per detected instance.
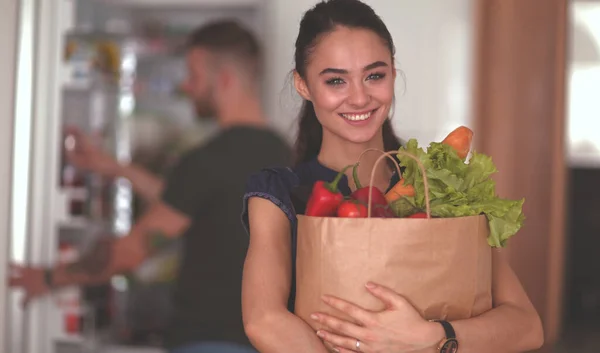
[333,348,340,353]
[366,282,377,289]
[316,330,325,338]
[310,314,319,320]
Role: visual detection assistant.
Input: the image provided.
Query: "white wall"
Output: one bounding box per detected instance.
[264,0,474,146]
[567,2,600,167]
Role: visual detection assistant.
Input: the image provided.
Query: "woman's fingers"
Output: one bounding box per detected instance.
[317,330,366,353]
[365,282,408,309]
[321,295,376,325]
[335,348,358,353]
[311,312,369,339]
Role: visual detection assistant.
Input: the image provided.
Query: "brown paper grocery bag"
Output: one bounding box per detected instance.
[294,151,493,331]
[295,214,492,330]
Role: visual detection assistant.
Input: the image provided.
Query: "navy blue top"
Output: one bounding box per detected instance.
[241,158,400,311]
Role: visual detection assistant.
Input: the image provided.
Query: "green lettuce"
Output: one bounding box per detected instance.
[393,139,525,248]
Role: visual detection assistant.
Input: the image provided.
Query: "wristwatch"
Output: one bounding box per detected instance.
[432,320,459,353]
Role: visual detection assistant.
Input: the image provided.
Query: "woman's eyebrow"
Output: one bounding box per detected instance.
[363,61,388,71]
[319,61,389,76]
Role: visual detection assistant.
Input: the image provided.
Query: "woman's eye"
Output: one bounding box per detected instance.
[367,72,386,81]
[325,77,345,86]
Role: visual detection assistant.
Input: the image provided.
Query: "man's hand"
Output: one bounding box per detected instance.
[8,264,51,307]
[65,126,121,177]
[65,126,164,202]
[7,203,191,309]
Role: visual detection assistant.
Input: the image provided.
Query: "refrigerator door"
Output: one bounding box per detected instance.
[7,1,75,353]
[0,0,20,352]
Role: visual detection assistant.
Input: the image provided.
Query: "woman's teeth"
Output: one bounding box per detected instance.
[341,111,372,121]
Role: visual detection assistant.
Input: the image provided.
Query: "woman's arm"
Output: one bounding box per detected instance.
[243,197,329,353]
[449,250,544,352]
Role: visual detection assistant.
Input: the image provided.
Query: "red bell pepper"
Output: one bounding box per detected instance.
[337,200,368,218]
[305,165,352,217]
[408,212,428,219]
[350,163,395,218]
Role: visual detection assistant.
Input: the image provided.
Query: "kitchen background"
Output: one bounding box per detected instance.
[0,0,597,352]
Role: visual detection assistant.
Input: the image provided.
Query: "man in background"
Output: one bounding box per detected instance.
[10,20,291,353]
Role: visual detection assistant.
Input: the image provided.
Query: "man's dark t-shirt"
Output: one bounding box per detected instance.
[161,126,292,349]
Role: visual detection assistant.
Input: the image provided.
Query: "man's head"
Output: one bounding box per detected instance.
[182,20,262,120]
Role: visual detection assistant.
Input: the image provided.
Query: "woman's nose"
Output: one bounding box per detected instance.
[347,82,370,107]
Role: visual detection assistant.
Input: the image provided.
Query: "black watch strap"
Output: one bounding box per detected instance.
[434,320,456,339]
[43,268,54,288]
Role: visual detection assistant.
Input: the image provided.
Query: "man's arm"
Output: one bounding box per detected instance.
[9,202,189,304]
[65,126,164,202]
[52,202,189,287]
[116,164,164,203]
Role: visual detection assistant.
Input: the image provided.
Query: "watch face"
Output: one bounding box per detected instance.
[440,339,459,353]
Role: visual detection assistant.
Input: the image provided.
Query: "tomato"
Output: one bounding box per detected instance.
[408,212,428,219]
[337,201,368,218]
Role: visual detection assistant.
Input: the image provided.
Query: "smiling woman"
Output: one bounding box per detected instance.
[293,27,395,146]
[241,0,544,352]
[291,2,402,167]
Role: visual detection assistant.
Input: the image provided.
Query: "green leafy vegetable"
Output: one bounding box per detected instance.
[389,196,419,218]
[393,139,525,247]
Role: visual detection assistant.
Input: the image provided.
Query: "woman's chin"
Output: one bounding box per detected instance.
[341,130,383,147]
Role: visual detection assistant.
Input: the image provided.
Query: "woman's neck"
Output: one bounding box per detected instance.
[318,130,393,192]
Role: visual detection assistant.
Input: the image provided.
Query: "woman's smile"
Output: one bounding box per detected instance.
[339,107,379,126]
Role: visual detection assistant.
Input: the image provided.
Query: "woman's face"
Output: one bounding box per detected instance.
[295,26,395,145]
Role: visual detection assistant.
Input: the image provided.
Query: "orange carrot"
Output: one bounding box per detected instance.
[385,178,415,203]
[441,126,473,160]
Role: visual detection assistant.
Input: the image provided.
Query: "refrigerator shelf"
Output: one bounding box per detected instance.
[58,217,89,230]
[54,332,85,344]
[61,187,89,200]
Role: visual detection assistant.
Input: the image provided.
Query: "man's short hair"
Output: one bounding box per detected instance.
[187,20,262,79]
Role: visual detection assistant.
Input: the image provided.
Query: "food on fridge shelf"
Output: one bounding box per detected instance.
[56,243,82,334]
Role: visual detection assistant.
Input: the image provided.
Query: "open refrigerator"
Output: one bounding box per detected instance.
[8,1,266,353]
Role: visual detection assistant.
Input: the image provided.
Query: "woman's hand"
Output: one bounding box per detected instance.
[311,282,444,353]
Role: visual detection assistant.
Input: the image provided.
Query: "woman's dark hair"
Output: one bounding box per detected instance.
[293,0,402,165]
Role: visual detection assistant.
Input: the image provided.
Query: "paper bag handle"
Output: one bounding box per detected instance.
[367,150,432,219]
[355,148,403,187]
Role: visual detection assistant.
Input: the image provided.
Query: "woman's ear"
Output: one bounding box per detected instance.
[293,71,312,101]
